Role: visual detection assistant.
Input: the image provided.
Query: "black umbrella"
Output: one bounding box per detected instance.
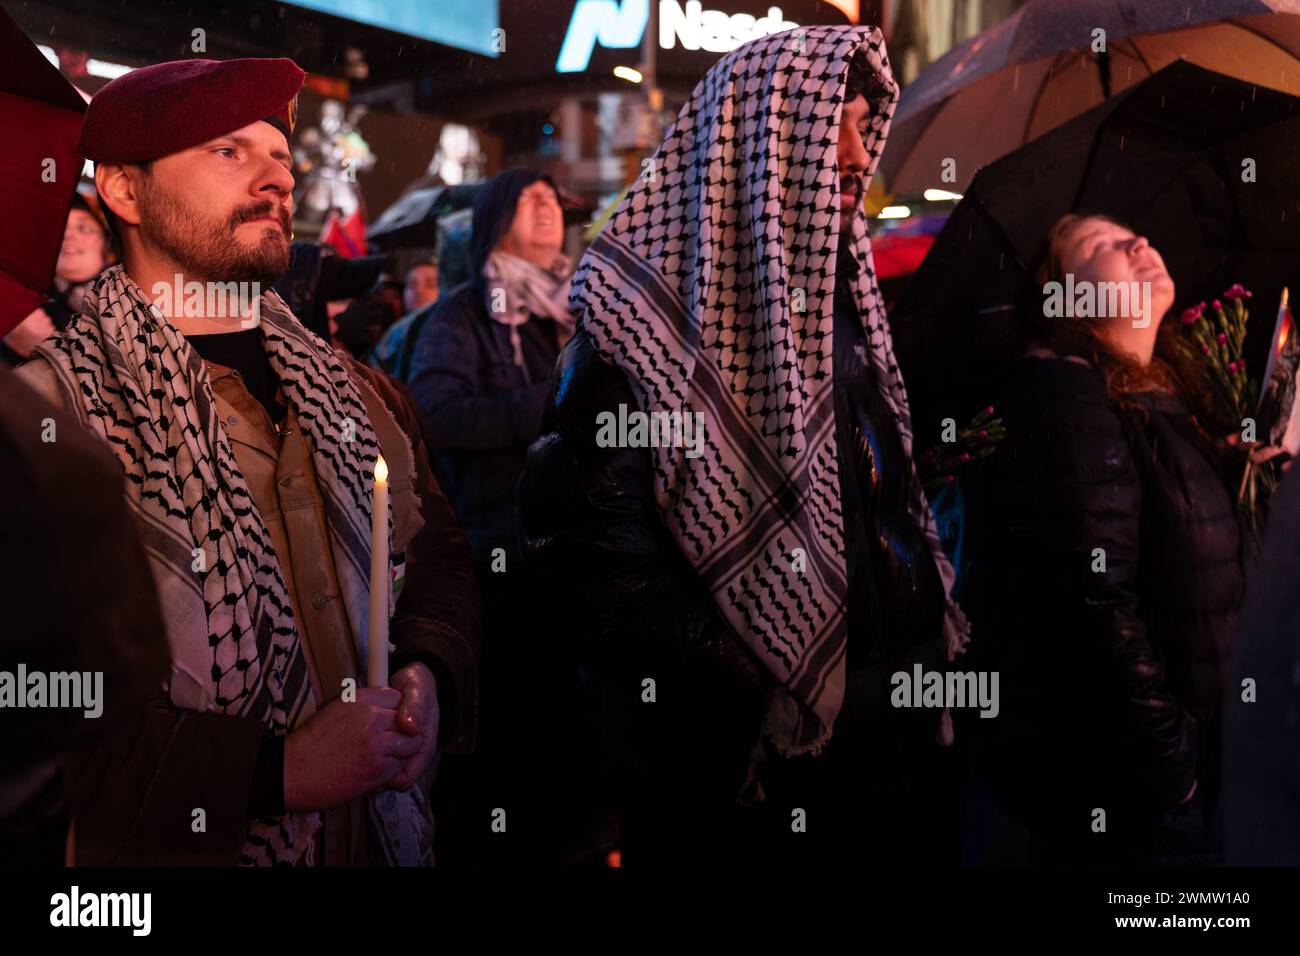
[881,0,1300,194]
[366,183,480,250]
[889,60,1300,444]
[368,180,596,251]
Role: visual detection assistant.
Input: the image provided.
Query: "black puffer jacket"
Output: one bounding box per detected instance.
[962,355,1245,861]
[519,332,769,795]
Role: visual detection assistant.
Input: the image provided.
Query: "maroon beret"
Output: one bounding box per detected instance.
[78,57,305,164]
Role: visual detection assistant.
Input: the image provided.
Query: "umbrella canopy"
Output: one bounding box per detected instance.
[366,183,480,250]
[369,180,594,250]
[888,60,1300,443]
[882,0,1300,194]
[0,8,87,335]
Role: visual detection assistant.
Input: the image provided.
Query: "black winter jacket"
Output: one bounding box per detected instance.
[962,355,1244,859]
[519,332,769,796]
[1227,466,1300,864]
[408,283,565,564]
[519,327,951,810]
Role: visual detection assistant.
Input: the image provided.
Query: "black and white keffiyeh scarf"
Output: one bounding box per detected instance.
[570,26,969,757]
[34,264,430,865]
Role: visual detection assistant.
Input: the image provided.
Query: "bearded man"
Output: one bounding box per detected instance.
[520,26,967,864]
[15,58,479,866]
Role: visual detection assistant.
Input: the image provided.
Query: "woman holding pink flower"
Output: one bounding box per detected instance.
[960,213,1280,864]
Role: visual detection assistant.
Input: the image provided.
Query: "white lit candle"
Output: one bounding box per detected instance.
[368,455,390,688]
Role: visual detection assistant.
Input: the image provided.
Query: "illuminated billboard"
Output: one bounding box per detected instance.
[286,0,501,57]
[557,0,799,72]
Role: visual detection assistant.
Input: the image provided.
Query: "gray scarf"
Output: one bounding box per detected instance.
[483,249,576,367]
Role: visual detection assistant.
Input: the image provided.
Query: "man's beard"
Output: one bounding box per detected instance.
[137,175,291,287]
[837,176,860,274]
[838,174,862,241]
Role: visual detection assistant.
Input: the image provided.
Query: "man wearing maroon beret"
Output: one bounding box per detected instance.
[15,57,480,866]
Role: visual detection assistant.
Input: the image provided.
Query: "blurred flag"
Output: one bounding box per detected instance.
[320,207,367,258]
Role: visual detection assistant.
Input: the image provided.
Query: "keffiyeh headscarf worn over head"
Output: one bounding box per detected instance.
[570,25,969,758]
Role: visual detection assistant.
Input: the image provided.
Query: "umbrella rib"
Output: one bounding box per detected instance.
[969,188,1032,275]
[1119,36,1156,80]
[1071,108,1118,216]
[1020,52,1070,150]
[1137,152,1246,294]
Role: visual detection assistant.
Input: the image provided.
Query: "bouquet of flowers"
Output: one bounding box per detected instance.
[917,405,1006,495]
[1175,284,1294,543]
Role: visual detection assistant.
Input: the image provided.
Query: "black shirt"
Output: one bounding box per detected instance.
[186,328,286,426]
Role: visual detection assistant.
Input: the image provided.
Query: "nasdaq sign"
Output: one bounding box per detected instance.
[556,0,798,72]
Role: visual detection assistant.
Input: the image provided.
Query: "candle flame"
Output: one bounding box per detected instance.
[374,455,388,483]
[1279,311,1292,355]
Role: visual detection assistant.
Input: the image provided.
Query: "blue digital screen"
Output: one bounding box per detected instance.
[286,1,501,57]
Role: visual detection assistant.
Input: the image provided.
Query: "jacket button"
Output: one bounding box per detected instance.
[311,590,329,609]
[227,415,237,425]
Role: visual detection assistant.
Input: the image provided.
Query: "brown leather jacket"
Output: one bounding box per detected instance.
[15,351,480,865]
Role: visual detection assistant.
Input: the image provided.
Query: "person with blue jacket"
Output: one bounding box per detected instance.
[408,167,574,569]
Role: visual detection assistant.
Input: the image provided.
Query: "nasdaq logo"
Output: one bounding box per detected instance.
[556,0,798,73]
